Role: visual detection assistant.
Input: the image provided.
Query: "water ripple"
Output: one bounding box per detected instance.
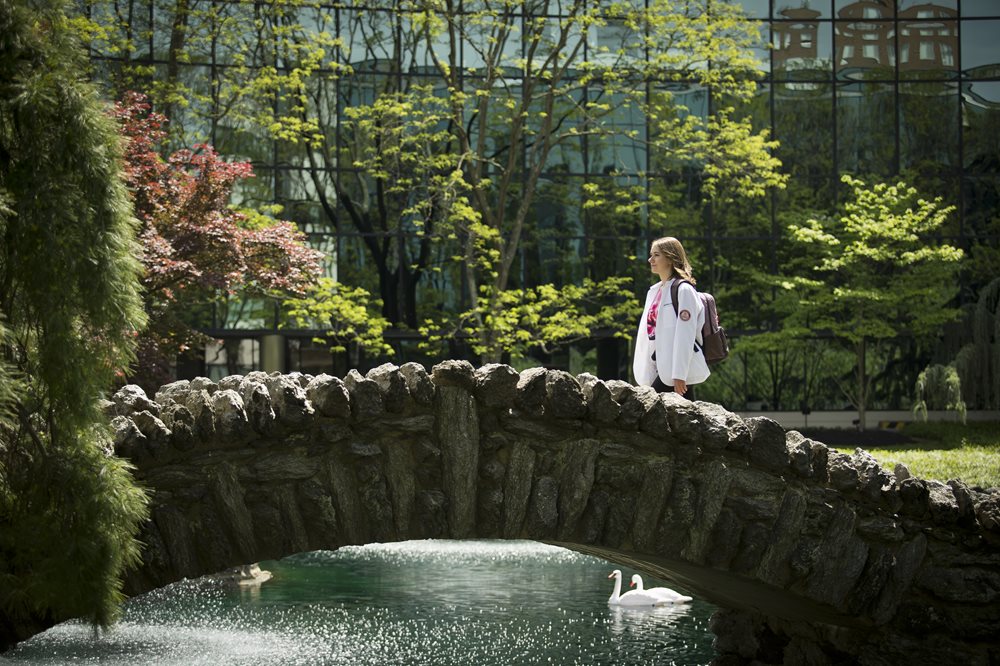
[1,540,717,666]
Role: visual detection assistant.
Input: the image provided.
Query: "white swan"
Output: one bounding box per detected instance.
[629,574,692,603]
[607,569,671,606]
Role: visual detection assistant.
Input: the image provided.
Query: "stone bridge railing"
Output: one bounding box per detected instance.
[106,361,1000,665]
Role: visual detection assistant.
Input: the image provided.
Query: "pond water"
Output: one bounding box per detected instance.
[1,540,719,665]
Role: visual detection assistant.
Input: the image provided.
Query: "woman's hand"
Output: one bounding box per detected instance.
[673,379,687,396]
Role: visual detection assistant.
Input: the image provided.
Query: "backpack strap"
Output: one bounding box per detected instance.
[670,279,701,352]
[669,279,690,318]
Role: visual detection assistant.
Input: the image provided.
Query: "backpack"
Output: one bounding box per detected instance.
[670,280,730,365]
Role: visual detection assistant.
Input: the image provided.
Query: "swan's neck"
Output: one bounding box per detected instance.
[609,576,622,603]
[634,576,643,591]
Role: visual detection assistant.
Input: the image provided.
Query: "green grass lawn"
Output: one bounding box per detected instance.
[865,421,1000,490]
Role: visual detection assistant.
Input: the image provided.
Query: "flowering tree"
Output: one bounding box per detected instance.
[113,93,324,389]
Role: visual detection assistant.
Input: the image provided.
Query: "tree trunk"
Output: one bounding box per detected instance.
[857,337,867,431]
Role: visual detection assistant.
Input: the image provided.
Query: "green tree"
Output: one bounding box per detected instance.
[0,0,149,648]
[81,0,786,363]
[783,175,964,430]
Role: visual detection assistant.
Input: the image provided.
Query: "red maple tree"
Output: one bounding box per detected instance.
[113,92,322,390]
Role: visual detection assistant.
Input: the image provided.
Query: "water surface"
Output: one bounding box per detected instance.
[2,540,718,665]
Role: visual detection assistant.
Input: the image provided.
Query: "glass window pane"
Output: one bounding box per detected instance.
[898,19,958,78]
[581,177,647,280]
[962,174,1000,244]
[276,170,338,231]
[461,12,525,71]
[215,118,274,165]
[341,8,402,68]
[899,82,959,170]
[776,2,830,20]
[835,20,895,79]
[963,81,1000,170]
[586,91,646,174]
[152,63,214,147]
[900,0,957,12]
[723,83,771,133]
[836,82,895,177]
[88,0,152,60]
[774,83,834,191]
[735,0,769,19]
[960,1,1000,18]
[524,176,585,286]
[232,166,275,208]
[962,21,1000,77]
[773,19,833,79]
[835,1,894,19]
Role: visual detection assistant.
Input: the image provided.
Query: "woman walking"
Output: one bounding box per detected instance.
[632,236,710,397]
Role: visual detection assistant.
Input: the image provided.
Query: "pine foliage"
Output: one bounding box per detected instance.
[0,0,149,646]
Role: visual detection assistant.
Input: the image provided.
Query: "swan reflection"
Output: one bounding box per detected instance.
[608,603,690,636]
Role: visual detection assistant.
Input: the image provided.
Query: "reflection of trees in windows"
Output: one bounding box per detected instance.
[837,82,896,176]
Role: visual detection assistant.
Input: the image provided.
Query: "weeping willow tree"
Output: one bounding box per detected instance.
[955,277,1000,410]
[0,0,150,649]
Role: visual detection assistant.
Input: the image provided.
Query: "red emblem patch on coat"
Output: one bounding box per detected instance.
[679,309,691,321]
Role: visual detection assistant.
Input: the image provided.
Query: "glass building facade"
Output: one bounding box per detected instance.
[84,0,1000,410]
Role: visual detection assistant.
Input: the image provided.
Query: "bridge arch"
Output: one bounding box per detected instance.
[109,361,1000,664]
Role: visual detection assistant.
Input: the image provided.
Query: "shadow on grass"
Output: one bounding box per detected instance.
[801,421,1000,453]
[797,422,1000,488]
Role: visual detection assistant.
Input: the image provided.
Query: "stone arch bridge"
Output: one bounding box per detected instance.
[108,361,1000,665]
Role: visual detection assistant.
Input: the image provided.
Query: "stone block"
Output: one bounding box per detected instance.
[947,479,979,527]
[974,492,1000,535]
[243,382,276,434]
[746,417,789,473]
[399,362,436,405]
[217,375,243,393]
[211,389,250,442]
[113,384,160,417]
[664,398,735,451]
[264,374,314,425]
[851,447,893,503]
[183,389,216,441]
[431,359,476,391]
[526,476,559,538]
[132,410,171,448]
[306,374,351,419]
[544,370,586,419]
[514,367,547,415]
[899,478,930,519]
[616,385,658,430]
[502,442,536,538]
[577,373,620,424]
[111,415,146,459]
[925,480,961,525]
[367,363,408,413]
[474,363,519,408]
[827,451,859,492]
[154,379,190,407]
[160,403,196,451]
[916,566,1000,604]
[344,369,385,422]
[189,376,218,394]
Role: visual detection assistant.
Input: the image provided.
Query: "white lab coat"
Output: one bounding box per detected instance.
[632,279,711,388]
